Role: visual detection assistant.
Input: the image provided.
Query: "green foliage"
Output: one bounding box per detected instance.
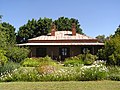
[64,53,98,66]
[64,55,84,67]
[0,67,39,82]
[2,63,120,81]
[37,67,80,81]
[21,56,57,67]
[0,15,2,22]
[0,21,29,63]
[0,62,20,76]
[97,49,106,60]
[1,22,16,44]
[79,64,108,81]
[0,24,8,48]
[83,53,98,65]
[64,60,84,67]
[6,46,29,63]
[107,66,120,81]
[17,17,83,43]
[114,25,120,36]
[21,58,40,67]
[96,35,106,43]
[97,26,120,66]
[36,56,57,74]
[0,50,8,66]
[17,18,52,43]
[104,35,120,65]
[54,17,83,34]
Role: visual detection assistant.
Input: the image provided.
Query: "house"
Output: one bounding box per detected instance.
[18,24,104,60]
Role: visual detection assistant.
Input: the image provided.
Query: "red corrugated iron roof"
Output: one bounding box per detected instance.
[28,31,95,41]
[17,31,104,46]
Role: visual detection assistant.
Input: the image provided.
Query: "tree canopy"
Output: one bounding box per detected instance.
[17,18,52,43]
[0,21,29,65]
[0,15,2,22]
[17,17,83,43]
[96,35,106,43]
[114,25,120,36]
[54,17,83,34]
[97,25,120,66]
[1,22,16,44]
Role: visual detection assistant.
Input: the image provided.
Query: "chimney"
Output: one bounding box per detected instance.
[51,23,56,36]
[72,23,76,36]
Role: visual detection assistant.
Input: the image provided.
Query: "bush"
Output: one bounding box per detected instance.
[108,74,120,81]
[21,58,40,67]
[0,50,8,66]
[37,67,81,81]
[0,67,40,82]
[0,64,110,82]
[64,57,84,67]
[36,56,58,74]
[38,56,57,66]
[79,64,108,81]
[0,62,20,76]
[21,56,57,67]
[6,46,29,63]
[100,35,120,66]
[64,53,98,66]
[107,66,120,81]
[83,54,98,65]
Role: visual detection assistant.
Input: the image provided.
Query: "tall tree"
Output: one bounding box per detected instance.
[54,17,83,34]
[17,17,83,43]
[1,22,16,44]
[0,15,2,23]
[17,18,52,43]
[0,24,7,48]
[114,25,120,36]
[97,25,120,66]
[96,35,106,43]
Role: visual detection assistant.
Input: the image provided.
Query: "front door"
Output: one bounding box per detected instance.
[59,47,70,60]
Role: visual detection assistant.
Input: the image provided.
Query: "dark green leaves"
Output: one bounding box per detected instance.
[17,17,83,43]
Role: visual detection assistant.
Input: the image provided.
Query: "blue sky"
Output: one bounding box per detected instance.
[1,0,120,37]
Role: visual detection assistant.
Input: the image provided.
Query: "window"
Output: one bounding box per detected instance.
[59,47,70,60]
[62,48,67,56]
[36,48,46,57]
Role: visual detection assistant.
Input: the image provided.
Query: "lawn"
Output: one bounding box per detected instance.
[0,81,120,90]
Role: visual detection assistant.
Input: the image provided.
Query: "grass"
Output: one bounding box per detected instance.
[0,81,120,90]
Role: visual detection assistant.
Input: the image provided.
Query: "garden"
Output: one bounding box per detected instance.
[0,16,120,90]
[1,53,120,82]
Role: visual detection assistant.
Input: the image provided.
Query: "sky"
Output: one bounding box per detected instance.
[1,0,120,37]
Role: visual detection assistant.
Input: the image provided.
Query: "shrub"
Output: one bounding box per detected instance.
[0,61,20,76]
[0,50,8,66]
[108,74,120,81]
[0,64,110,82]
[21,58,40,67]
[64,58,84,67]
[100,35,120,66]
[6,46,29,63]
[64,53,98,66]
[0,67,40,82]
[37,67,81,81]
[21,56,57,66]
[93,60,106,65]
[83,54,98,65]
[39,56,56,66]
[36,56,58,74]
[107,66,120,81]
[79,64,108,81]
[37,65,56,75]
